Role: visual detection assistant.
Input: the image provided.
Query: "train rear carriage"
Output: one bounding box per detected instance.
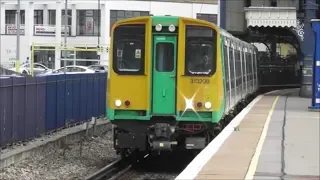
[219,29,259,115]
[107,16,258,157]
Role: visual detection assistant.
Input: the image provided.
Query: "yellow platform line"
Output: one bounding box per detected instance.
[244,96,280,180]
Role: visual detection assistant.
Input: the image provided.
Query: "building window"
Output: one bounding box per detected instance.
[60,48,100,67]
[34,10,43,25]
[48,10,71,26]
[34,47,55,69]
[48,10,55,25]
[77,10,101,36]
[5,10,25,24]
[110,10,149,35]
[62,10,72,26]
[270,0,277,7]
[196,13,217,24]
[246,0,251,7]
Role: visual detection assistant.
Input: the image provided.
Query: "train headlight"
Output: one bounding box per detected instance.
[155,24,162,31]
[168,24,175,32]
[204,102,212,109]
[115,100,122,107]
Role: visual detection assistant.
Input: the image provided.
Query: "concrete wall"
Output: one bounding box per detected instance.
[251,0,299,8]
[225,0,246,33]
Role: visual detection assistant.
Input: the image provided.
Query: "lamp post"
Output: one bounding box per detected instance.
[16,0,21,68]
[0,2,2,74]
[97,0,101,65]
[308,19,320,111]
[64,0,67,73]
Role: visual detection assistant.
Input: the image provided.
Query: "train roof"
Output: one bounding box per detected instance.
[113,15,257,51]
[218,26,256,50]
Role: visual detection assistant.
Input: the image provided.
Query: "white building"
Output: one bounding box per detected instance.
[0,0,218,69]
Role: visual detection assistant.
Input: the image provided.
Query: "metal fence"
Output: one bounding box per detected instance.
[0,73,107,148]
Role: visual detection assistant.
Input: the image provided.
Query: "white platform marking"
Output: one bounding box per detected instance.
[244,96,279,180]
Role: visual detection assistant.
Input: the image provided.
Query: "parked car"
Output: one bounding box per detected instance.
[88,65,108,73]
[1,66,29,77]
[9,63,52,75]
[45,65,96,74]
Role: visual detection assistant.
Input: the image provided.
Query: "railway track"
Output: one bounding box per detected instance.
[85,158,132,180]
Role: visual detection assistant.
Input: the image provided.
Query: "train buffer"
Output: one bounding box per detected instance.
[176,88,320,180]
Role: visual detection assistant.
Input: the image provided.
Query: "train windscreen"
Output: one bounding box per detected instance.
[184,25,217,76]
[112,24,145,75]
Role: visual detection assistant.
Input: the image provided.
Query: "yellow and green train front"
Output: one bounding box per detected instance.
[107,16,225,155]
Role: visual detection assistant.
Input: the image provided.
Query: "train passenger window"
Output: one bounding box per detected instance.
[235,49,241,86]
[185,25,216,76]
[228,46,235,83]
[223,44,229,91]
[245,52,250,81]
[155,43,174,72]
[112,24,145,75]
[249,53,253,81]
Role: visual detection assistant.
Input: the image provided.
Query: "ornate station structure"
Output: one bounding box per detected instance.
[220,0,317,97]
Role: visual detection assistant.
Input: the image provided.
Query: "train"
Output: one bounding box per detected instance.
[106,15,259,158]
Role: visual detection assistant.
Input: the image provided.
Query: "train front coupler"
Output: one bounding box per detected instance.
[148,123,178,151]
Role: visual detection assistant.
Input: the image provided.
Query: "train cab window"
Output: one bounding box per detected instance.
[185,25,216,76]
[112,24,145,75]
[155,43,174,72]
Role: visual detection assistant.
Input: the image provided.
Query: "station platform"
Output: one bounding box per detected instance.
[176,89,320,180]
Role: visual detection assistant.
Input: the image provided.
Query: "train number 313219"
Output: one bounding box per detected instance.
[190,79,210,84]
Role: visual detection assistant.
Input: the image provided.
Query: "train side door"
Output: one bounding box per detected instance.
[152,36,177,115]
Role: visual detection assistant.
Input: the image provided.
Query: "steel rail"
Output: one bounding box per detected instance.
[109,165,132,180]
[85,158,123,180]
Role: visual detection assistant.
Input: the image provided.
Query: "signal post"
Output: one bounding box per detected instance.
[309,19,320,111]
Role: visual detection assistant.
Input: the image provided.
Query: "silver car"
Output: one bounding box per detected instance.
[88,65,108,73]
[45,65,96,74]
[9,63,52,75]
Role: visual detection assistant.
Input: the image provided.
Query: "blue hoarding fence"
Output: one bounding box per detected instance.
[0,73,107,147]
[309,19,320,110]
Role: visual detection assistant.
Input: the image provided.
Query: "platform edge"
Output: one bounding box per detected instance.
[175,94,264,180]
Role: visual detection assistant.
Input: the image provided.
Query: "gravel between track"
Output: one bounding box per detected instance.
[0,130,117,180]
[118,170,178,180]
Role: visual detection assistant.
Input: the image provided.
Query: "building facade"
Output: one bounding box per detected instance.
[0,0,218,69]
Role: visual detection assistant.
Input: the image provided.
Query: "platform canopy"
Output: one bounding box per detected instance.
[244,7,297,28]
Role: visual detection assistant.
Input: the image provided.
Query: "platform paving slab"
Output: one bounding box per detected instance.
[193,89,319,180]
[254,96,320,180]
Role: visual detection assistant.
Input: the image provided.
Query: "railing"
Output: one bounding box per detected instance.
[0,73,107,148]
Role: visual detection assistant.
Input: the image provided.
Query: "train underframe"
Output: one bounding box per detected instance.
[111,94,256,159]
[113,119,216,158]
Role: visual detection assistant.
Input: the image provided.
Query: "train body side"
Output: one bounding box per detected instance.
[220,29,259,115]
